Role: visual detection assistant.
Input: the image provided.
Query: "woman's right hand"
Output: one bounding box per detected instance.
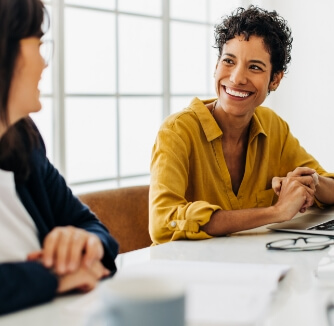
[56,260,110,294]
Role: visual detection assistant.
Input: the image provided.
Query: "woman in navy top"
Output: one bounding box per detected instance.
[0,0,118,314]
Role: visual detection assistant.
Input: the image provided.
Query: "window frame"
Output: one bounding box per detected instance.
[41,0,240,193]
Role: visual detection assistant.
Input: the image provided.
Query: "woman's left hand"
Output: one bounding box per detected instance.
[27,226,105,275]
[272,167,319,196]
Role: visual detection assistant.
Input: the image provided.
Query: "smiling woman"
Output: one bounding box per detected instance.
[0,0,118,315]
[149,5,334,245]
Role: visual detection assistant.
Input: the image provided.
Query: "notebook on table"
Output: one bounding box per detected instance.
[267,213,334,236]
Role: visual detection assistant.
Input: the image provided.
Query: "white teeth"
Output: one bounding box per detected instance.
[225,87,250,98]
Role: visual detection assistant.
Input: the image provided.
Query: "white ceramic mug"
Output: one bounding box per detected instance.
[104,276,185,326]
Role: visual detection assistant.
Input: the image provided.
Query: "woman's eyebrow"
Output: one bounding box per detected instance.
[249,59,267,67]
[222,52,236,58]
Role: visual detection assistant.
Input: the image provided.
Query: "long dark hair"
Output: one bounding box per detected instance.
[0,0,48,181]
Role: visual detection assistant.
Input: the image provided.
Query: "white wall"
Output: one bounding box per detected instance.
[254,0,334,172]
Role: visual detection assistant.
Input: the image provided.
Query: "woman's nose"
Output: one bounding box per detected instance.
[230,65,247,85]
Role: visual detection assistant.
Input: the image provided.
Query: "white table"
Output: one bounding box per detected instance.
[1,211,334,326]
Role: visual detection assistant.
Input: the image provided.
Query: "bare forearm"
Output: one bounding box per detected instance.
[315,176,334,205]
[202,176,315,236]
[201,206,280,236]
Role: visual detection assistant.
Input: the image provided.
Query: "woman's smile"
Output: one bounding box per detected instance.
[224,86,252,99]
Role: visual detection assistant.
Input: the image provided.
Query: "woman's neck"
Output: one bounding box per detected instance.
[214,109,251,144]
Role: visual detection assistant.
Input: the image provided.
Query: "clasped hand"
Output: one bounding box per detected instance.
[27,226,110,293]
[272,167,319,216]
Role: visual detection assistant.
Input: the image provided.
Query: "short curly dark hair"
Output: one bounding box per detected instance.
[214,5,293,80]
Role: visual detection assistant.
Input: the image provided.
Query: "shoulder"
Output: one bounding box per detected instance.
[255,106,282,120]
[161,97,215,135]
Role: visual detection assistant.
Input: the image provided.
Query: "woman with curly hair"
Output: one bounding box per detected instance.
[149,6,334,244]
[0,0,118,315]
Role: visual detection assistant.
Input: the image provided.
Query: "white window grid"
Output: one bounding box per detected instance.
[40,0,243,193]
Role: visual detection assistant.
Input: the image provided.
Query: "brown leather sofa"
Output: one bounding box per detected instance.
[78,185,151,253]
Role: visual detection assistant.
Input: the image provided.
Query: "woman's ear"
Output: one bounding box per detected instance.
[213,59,219,77]
[269,71,284,91]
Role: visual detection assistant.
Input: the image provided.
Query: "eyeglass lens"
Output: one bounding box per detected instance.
[40,40,53,65]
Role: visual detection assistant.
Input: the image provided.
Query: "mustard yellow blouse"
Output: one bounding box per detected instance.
[149,97,334,244]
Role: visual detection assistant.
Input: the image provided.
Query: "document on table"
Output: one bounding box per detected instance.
[112,259,290,326]
[315,247,334,281]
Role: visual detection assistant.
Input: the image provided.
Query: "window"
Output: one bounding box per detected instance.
[33,0,241,194]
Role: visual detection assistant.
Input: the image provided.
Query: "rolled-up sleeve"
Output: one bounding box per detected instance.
[149,114,221,244]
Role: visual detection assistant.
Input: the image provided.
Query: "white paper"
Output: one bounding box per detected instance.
[112,260,290,326]
[315,247,334,280]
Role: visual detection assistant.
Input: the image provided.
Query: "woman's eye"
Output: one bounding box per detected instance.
[250,65,263,71]
[222,58,234,65]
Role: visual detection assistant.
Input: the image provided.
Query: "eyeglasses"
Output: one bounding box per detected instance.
[40,39,53,66]
[266,236,334,251]
[20,37,54,66]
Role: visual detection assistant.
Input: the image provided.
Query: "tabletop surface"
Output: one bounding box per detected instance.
[2,208,334,326]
